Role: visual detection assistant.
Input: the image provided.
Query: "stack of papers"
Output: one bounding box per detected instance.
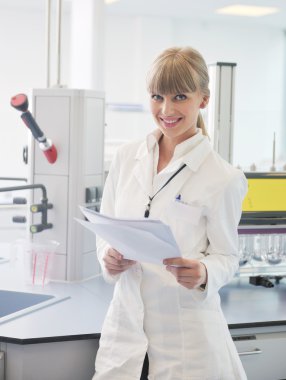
[76,206,181,265]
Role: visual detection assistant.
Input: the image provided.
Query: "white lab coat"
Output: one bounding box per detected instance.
[93,130,248,380]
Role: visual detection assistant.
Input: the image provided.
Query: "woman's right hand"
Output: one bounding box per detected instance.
[103,247,136,275]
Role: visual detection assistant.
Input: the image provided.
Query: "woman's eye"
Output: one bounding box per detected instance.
[151,94,163,101]
[175,94,187,101]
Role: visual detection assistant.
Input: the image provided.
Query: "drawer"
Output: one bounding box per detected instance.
[233,332,286,380]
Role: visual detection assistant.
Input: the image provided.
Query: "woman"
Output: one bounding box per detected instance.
[93,47,248,380]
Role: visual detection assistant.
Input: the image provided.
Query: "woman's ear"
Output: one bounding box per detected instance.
[200,96,210,109]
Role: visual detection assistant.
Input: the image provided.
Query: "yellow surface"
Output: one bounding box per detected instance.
[242,178,286,212]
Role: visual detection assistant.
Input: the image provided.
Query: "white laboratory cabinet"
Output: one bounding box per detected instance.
[1,327,286,380]
[0,339,99,380]
[29,89,105,282]
[232,326,286,380]
[0,271,286,380]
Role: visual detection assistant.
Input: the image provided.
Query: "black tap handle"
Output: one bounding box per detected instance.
[21,111,45,141]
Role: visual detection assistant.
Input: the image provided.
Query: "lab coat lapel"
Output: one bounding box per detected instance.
[158,138,213,202]
[132,135,212,200]
[156,165,192,205]
[132,142,154,197]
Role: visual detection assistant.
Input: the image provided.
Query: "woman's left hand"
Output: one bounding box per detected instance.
[163,258,207,289]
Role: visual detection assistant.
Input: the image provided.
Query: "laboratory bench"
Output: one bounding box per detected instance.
[0,251,286,380]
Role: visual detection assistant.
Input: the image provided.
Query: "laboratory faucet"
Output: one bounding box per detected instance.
[0,183,53,233]
[0,177,28,205]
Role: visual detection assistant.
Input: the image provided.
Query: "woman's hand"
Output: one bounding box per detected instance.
[103,248,136,276]
[163,257,207,290]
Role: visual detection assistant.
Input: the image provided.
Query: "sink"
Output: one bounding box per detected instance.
[0,289,70,325]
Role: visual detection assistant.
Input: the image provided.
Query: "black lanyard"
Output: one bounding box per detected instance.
[144,163,187,218]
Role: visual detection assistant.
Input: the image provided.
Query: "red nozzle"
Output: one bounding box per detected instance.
[11,94,29,112]
[43,145,57,164]
[11,93,58,165]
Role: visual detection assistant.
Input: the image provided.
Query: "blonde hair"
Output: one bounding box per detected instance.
[146,47,210,136]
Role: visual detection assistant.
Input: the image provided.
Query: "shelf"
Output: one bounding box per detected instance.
[106,103,146,112]
[237,261,286,277]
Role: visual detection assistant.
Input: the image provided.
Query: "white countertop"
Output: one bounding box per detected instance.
[220,276,286,328]
[0,243,286,344]
[0,244,114,343]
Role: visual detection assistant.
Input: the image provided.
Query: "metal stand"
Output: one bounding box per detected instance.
[207,62,236,163]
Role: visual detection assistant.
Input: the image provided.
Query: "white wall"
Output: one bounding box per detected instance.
[0,8,285,175]
[0,6,45,178]
[0,3,70,242]
[175,19,285,169]
[0,6,45,241]
[104,16,175,155]
[0,3,70,179]
[105,15,286,170]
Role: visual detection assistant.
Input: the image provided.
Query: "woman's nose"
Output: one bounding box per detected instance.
[161,100,174,115]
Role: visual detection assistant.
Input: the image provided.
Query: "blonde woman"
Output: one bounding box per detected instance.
[93,47,247,380]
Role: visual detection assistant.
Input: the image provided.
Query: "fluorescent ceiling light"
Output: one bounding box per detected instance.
[105,0,119,4]
[216,4,279,17]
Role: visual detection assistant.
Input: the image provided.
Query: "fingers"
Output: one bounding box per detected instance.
[166,266,201,284]
[163,257,197,268]
[103,248,136,275]
[108,248,122,260]
[164,258,207,289]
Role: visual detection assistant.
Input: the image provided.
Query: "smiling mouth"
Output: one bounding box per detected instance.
[160,117,182,128]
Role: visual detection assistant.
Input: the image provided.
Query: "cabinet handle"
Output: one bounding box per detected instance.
[238,348,262,356]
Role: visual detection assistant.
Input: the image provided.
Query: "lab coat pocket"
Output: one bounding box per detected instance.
[167,200,202,224]
[165,201,204,253]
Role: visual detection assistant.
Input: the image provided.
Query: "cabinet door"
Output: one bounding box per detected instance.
[83,97,105,176]
[5,339,99,380]
[0,350,4,380]
[234,332,286,380]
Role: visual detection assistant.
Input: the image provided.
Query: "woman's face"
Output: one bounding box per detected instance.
[149,91,209,143]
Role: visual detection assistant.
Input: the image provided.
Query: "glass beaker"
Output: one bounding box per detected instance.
[266,234,283,265]
[281,234,286,258]
[24,240,59,286]
[238,235,250,266]
[252,234,266,262]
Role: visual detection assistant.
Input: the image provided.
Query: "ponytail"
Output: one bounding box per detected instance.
[197,112,209,137]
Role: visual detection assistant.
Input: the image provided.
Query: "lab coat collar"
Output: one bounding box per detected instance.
[162,130,212,173]
[182,137,212,172]
[134,129,161,160]
[136,128,212,173]
[146,129,162,152]
[133,137,155,196]
[133,129,212,195]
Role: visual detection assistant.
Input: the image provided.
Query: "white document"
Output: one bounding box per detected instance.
[76,206,181,265]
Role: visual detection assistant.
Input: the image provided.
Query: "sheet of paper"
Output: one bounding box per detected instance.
[76,207,181,265]
[79,206,179,247]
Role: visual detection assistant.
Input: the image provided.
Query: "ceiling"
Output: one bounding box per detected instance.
[106,0,286,29]
[0,0,285,29]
